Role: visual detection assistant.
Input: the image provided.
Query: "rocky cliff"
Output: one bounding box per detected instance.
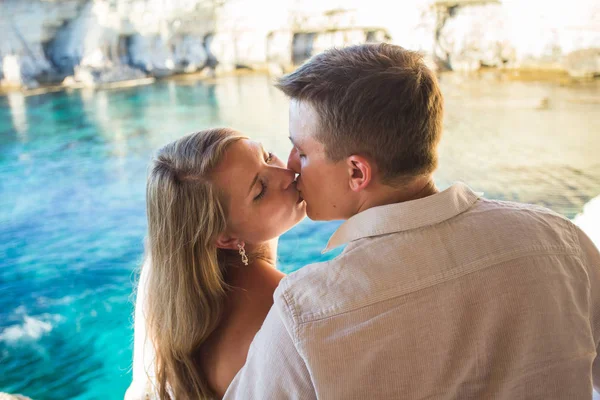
[1,0,599,89]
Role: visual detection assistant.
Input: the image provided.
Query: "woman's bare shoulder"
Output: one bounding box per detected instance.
[200,262,285,397]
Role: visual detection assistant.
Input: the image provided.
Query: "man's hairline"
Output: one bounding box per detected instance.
[288,96,431,187]
[288,96,329,156]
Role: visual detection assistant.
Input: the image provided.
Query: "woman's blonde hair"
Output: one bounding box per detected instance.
[144,128,245,399]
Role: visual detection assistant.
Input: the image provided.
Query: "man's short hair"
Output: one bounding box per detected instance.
[276,43,444,184]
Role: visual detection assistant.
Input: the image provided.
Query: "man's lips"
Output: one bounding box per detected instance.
[293,175,304,203]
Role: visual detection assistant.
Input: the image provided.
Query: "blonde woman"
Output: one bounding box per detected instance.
[125,128,306,399]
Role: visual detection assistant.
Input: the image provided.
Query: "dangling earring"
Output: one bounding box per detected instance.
[237,243,249,266]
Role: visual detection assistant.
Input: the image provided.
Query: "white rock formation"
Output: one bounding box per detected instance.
[0,0,599,88]
[128,34,176,75]
[0,0,81,87]
[45,1,117,72]
[502,0,600,71]
[173,35,208,72]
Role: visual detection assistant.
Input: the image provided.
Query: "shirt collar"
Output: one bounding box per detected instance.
[323,182,482,253]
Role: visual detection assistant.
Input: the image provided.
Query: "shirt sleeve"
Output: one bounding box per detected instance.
[125,258,158,400]
[575,226,600,392]
[223,297,316,400]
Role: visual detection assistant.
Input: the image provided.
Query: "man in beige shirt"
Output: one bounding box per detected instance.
[224,44,600,399]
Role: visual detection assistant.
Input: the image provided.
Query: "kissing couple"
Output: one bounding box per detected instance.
[127,43,600,400]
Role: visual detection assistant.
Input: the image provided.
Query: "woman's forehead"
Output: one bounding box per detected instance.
[212,140,262,194]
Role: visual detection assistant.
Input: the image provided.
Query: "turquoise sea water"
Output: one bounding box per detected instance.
[1,74,599,399]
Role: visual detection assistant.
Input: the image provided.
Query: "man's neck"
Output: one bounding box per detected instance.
[355,176,438,215]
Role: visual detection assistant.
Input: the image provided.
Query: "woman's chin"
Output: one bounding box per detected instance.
[297,208,307,222]
[296,199,307,217]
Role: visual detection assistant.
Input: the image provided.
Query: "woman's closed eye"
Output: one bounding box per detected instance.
[254,151,274,201]
[254,180,267,201]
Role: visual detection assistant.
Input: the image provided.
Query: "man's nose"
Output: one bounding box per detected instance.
[271,166,296,190]
[283,169,296,190]
[287,148,300,173]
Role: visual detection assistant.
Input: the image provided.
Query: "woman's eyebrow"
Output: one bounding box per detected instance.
[247,173,259,196]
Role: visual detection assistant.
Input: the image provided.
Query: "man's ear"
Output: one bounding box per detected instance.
[215,234,241,250]
[346,155,372,192]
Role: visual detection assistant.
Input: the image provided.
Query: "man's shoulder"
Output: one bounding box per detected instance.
[468,197,579,243]
[274,258,332,302]
[468,196,577,230]
[272,239,398,327]
[477,196,565,218]
[273,255,349,327]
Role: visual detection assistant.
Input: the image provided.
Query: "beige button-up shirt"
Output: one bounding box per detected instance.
[224,182,600,400]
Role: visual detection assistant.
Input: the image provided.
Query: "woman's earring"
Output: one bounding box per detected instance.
[237,243,249,266]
